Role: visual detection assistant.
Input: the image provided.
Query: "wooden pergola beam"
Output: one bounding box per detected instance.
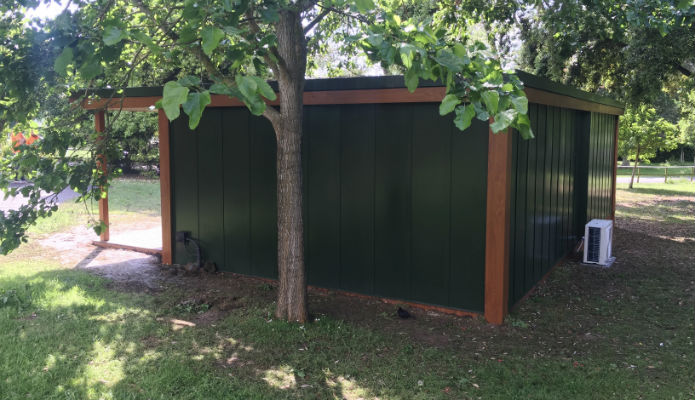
[95,110,109,242]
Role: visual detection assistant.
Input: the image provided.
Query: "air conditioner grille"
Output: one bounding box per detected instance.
[587,227,601,262]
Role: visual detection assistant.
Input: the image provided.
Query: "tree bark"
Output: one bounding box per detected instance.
[272,9,308,323]
[629,144,640,189]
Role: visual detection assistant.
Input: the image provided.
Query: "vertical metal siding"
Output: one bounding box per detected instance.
[508,108,617,307]
[169,103,488,312]
[509,105,580,306]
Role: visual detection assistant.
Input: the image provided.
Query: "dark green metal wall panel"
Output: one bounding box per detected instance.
[373,104,413,300]
[197,109,225,267]
[411,105,451,306]
[586,113,616,221]
[169,103,489,312]
[449,117,488,311]
[339,105,375,294]
[222,109,251,274]
[171,115,198,264]
[249,116,278,279]
[305,106,341,289]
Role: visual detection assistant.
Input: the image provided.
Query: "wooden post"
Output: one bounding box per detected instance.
[484,126,512,325]
[95,110,109,241]
[158,109,173,264]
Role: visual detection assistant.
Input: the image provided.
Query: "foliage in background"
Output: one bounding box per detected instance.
[108,112,159,174]
[619,104,678,188]
[517,0,695,105]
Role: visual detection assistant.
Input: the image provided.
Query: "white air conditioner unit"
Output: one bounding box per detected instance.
[583,219,615,266]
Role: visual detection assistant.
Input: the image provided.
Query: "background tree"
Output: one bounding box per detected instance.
[619,104,678,188]
[517,0,695,104]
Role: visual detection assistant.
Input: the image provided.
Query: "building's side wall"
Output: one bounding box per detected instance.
[508,106,617,307]
[508,104,581,307]
[586,112,617,221]
[170,103,489,312]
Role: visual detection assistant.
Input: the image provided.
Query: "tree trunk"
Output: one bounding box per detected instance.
[680,148,685,163]
[629,144,640,189]
[621,157,630,166]
[272,9,308,323]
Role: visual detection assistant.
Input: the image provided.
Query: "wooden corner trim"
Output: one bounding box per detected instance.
[95,111,109,242]
[158,110,173,265]
[484,126,512,325]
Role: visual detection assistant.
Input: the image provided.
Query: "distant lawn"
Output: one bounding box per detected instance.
[28,178,160,235]
[617,163,694,177]
[0,179,692,399]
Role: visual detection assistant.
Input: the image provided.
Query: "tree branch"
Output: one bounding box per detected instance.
[303,8,330,34]
[131,0,281,125]
[246,9,284,74]
[676,63,693,77]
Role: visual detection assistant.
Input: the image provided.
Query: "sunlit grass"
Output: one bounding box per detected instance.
[27,179,160,236]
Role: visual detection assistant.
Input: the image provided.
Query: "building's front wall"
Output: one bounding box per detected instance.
[169,103,489,312]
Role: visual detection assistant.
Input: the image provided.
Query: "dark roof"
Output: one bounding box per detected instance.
[87,70,623,110]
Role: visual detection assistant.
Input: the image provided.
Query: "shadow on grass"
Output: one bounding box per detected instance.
[0,263,401,399]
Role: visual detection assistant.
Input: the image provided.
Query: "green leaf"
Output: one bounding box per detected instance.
[245,95,266,116]
[79,59,102,80]
[481,91,500,114]
[54,47,73,76]
[453,105,476,131]
[490,109,518,133]
[399,44,417,69]
[354,0,375,12]
[452,43,467,58]
[103,25,125,46]
[251,77,276,100]
[260,8,280,23]
[182,91,211,129]
[405,68,419,93]
[178,25,197,44]
[201,26,225,56]
[209,83,231,95]
[132,30,161,54]
[178,75,201,87]
[677,0,693,9]
[439,94,461,116]
[236,75,257,99]
[162,81,189,120]
[433,49,465,73]
[511,96,528,114]
[515,113,534,139]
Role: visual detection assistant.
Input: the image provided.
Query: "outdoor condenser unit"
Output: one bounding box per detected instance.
[583,219,614,266]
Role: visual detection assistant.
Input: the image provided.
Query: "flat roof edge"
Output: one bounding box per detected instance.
[80,71,623,111]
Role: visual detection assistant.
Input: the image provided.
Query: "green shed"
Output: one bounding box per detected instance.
[83,71,623,324]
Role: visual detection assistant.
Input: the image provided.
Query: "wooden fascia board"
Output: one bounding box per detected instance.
[80,86,622,115]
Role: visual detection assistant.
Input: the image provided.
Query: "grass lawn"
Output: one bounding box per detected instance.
[27,178,161,236]
[0,179,692,399]
[616,163,694,177]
